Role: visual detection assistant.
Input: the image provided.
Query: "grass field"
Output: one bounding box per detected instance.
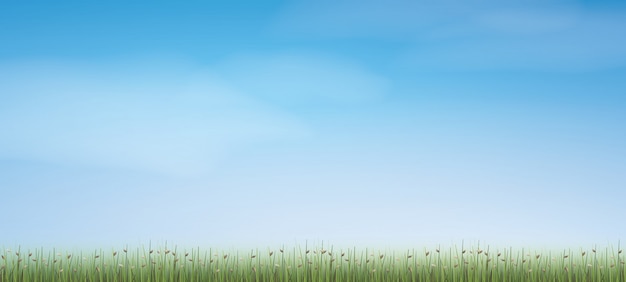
[1,243,624,281]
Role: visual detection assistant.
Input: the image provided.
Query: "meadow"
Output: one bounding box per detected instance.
[1,243,623,281]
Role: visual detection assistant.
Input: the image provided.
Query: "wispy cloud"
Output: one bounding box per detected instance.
[273,0,626,71]
[405,9,626,71]
[0,53,390,177]
[0,59,309,177]
[215,53,389,106]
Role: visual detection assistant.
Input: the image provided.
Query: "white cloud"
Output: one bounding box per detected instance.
[404,9,626,71]
[0,54,389,176]
[273,0,626,71]
[475,6,580,34]
[0,59,309,177]
[272,1,470,39]
[215,53,389,106]
[273,0,576,37]
[400,16,626,72]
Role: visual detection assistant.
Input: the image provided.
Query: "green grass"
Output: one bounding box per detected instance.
[1,244,624,281]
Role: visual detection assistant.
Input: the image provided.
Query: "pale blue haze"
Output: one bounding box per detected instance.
[1,0,625,249]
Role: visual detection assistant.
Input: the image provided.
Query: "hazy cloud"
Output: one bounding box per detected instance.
[0,54,389,176]
[0,59,309,177]
[273,0,626,71]
[216,53,389,106]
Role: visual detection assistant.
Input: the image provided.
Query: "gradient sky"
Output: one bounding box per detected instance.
[1,0,625,250]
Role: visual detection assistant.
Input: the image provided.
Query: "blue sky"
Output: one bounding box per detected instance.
[1,0,625,250]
